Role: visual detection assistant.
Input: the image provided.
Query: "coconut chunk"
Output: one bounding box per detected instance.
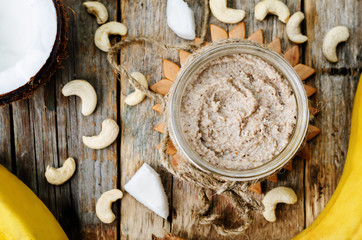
[124,163,169,219]
[0,0,58,95]
[166,0,196,40]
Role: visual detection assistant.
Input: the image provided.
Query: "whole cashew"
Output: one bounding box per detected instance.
[94,21,128,52]
[255,0,290,24]
[96,189,123,223]
[82,119,119,149]
[322,26,349,63]
[209,0,246,24]
[83,1,108,24]
[45,158,76,185]
[124,72,148,106]
[286,12,308,44]
[262,187,297,222]
[62,80,97,116]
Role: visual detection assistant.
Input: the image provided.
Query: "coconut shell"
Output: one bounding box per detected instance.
[0,0,69,105]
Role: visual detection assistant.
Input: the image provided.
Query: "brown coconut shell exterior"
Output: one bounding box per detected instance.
[0,0,69,105]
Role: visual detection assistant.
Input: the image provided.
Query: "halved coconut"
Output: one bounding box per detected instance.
[0,0,68,105]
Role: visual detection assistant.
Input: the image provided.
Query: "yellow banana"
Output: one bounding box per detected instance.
[0,164,68,240]
[293,74,362,239]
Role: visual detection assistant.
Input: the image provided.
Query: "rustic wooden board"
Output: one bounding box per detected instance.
[11,99,38,193]
[0,0,360,239]
[54,0,119,239]
[303,0,361,229]
[304,0,360,69]
[304,73,358,227]
[0,105,12,170]
[119,1,172,239]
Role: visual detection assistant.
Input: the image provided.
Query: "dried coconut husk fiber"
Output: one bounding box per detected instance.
[107,1,316,236]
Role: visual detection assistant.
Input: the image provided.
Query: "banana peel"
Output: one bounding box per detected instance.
[0,164,68,240]
[293,74,362,239]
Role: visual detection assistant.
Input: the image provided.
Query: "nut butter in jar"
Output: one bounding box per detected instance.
[168,40,309,181]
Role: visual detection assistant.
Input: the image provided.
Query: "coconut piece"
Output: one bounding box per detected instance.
[124,163,169,219]
[166,0,196,40]
[0,0,59,96]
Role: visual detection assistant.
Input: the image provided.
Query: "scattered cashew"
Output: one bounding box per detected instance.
[124,72,148,106]
[286,12,308,44]
[255,0,290,24]
[262,187,297,222]
[82,119,119,149]
[45,158,76,185]
[62,80,97,116]
[96,189,123,223]
[83,1,108,24]
[209,0,246,24]
[322,26,349,63]
[94,21,128,52]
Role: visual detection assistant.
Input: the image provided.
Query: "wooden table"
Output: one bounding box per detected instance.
[0,0,360,239]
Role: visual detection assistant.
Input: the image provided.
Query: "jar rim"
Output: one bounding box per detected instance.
[168,40,309,181]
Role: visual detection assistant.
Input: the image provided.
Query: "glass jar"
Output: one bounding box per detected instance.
[168,40,309,181]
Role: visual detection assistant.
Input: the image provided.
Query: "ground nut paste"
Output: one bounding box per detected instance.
[180,54,297,170]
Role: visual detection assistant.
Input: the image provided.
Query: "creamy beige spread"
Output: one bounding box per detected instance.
[180,54,297,170]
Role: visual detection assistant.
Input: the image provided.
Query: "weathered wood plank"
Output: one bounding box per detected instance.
[11,100,38,193]
[119,1,172,239]
[304,0,360,230]
[171,181,214,239]
[303,73,359,227]
[39,78,76,238]
[55,0,119,239]
[238,0,301,52]
[304,0,360,69]
[246,160,305,239]
[0,105,12,170]
[27,84,58,217]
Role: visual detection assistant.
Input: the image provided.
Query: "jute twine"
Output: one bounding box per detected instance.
[107,1,268,236]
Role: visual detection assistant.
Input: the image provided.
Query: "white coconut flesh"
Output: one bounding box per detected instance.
[0,0,58,95]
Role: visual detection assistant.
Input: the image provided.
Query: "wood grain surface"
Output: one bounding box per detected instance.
[0,0,360,239]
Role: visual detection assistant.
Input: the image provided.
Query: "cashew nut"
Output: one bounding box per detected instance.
[62,80,97,116]
[262,187,297,222]
[124,72,148,106]
[322,26,349,63]
[209,0,246,24]
[94,21,128,52]
[83,1,108,24]
[82,119,119,149]
[286,12,308,44]
[45,158,76,185]
[255,0,290,24]
[96,189,123,223]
